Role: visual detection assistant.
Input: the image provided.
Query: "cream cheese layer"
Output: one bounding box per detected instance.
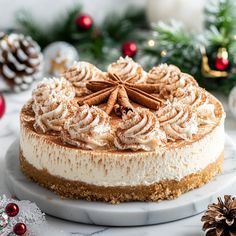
[20,115,224,187]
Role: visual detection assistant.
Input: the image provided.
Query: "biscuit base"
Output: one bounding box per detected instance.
[19,151,224,204]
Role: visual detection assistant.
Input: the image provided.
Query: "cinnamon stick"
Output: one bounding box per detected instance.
[126,87,163,110]
[105,87,119,114]
[86,80,114,92]
[77,87,113,106]
[118,86,134,111]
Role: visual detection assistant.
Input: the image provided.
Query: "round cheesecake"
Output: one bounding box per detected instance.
[19,57,225,203]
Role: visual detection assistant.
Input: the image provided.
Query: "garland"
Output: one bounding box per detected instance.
[16,5,149,70]
[15,0,236,94]
[143,0,236,94]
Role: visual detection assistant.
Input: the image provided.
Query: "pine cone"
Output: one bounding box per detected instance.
[0,33,43,92]
[201,195,236,236]
[0,32,5,40]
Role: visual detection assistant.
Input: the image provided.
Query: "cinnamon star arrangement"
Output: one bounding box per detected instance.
[19,56,226,203]
[78,73,164,115]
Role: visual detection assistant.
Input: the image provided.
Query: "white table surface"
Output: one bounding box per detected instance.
[0,88,236,236]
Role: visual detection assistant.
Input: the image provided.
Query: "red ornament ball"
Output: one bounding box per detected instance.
[214,57,229,71]
[0,94,5,119]
[122,41,137,58]
[75,14,93,30]
[13,223,27,235]
[5,203,19,217]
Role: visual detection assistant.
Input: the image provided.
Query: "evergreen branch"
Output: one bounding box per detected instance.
[15,10,49,48]
[143,21,200,72]
[50,5,82,43]
[205,0,236,37]
[152,21,193,45]
[16,5,82,49]
[205,25,231,47]
[102,7,148,42]
[142,21,206,87]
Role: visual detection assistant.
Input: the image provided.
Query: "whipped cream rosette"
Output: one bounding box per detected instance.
[172,87,217,125]
[108,56,146,83]
[157,101,198,141]
[63,61,106,96]
[62,105,112,150]
[147,64,181,84]
[32,77,76,133]
[114,108,166,151]
[32,77,75,105]
[147,64,198,98]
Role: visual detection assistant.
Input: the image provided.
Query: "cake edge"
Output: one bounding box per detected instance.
[19,150,224,204]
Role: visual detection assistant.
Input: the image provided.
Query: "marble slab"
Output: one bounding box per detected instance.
[5,136,236,227]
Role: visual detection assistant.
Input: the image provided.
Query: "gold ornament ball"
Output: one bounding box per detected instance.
[43,42,79,77]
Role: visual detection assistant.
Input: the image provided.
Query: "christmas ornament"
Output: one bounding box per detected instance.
[200,46,228,78]
[43,41,79,77]
[13,223,27,235]
[75,14,93,30]
[201,195,236,236]
[0,208,9,230]
[122,41,137,58]
[229,86,236,119]
[0,94,5,119]
[214,48,229,71]
[0,195,45,236]
[0,33,43,92]
[5,203,19,217]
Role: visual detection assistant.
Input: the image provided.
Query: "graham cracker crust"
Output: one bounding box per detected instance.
[19,151,224,204]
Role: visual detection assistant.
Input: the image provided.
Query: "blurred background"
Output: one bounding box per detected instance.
[0,0,206,32]
[1,0,236,122]
[0,0,145,28]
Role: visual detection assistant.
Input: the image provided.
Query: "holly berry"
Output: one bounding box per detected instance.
[122,41,137,58]
[5,203,19,217]
[13,223,27,235]
[75,14,93,31]
[0,94,5,119]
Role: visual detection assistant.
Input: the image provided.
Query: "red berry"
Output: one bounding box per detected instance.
[75,15,93,30]
[214,57,229,71]
[122,41,137,58]
[13,223,27,235]
[0,94,5,119]
[5,203,19,217]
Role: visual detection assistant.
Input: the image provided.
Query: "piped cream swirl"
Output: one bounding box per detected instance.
[63,61,106,96]
[147,64,198,97]
[62,105,112,150]
[32,77,75,106]
[114,108,166,151]
[108,56,145,83]
[172,87,216,125]
[32,77,76,133]
[157,101,198,141]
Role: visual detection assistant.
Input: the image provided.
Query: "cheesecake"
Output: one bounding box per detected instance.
[19,57,225,203]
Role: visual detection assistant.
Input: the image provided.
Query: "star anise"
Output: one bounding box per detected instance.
[201,195,236,236]
[77,73,163,115]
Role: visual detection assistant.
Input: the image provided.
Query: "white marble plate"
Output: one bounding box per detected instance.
[5,136,236,226]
